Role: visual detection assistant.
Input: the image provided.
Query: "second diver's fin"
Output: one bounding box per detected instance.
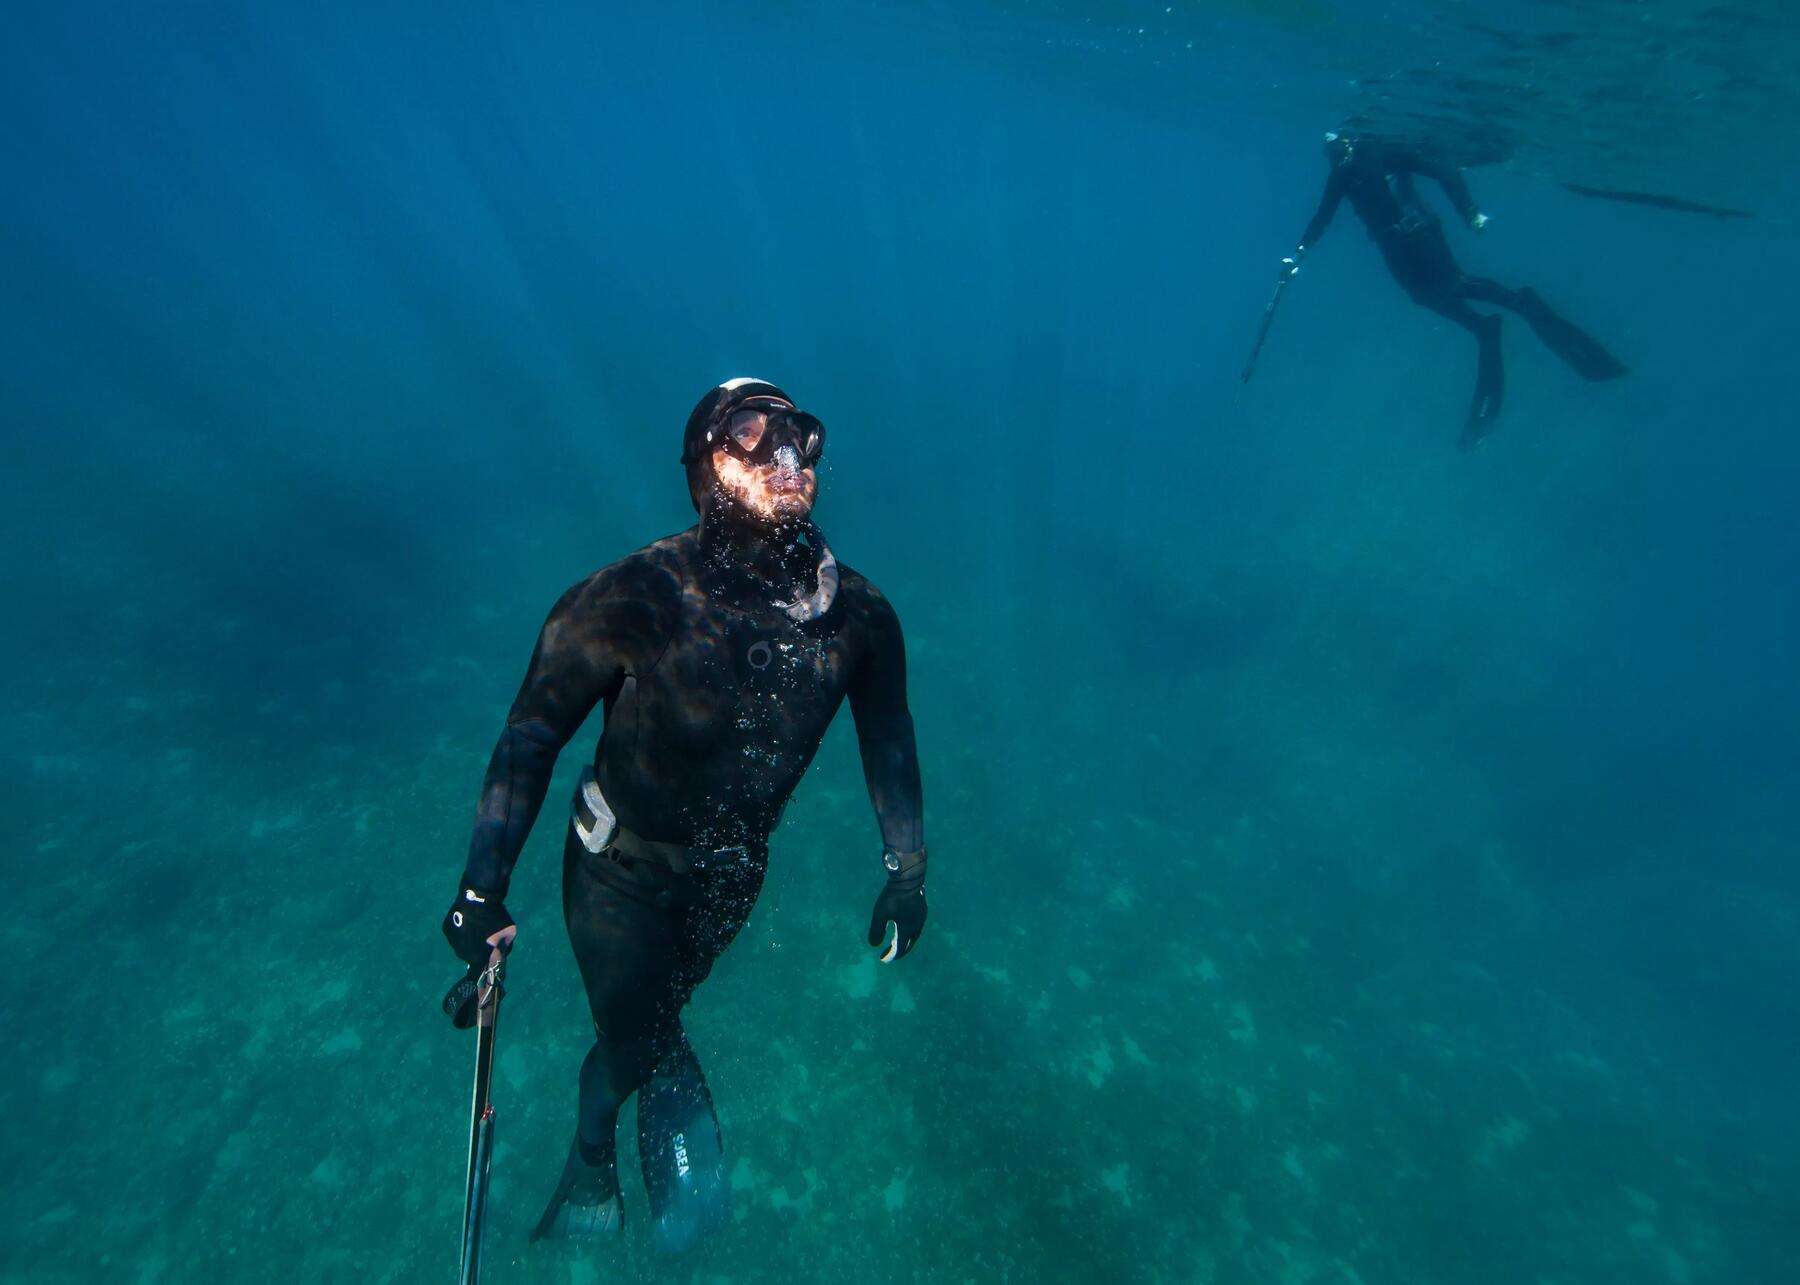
[1563,183,1753,220]
[1461,313,1505,452]
[529,1136,623,1243]
[1514,289,1628,381]
[638,1044,730,1254]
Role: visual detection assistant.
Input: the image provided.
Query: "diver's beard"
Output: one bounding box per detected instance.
[709,468,815,530]
[705,485,813,538]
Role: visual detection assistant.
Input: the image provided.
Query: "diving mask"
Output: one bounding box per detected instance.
[709,399,825,469]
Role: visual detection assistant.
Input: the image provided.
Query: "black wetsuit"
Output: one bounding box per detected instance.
[459,515,922,1248]
[1298,138,1626,446]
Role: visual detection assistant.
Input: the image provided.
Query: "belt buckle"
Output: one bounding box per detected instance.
[572,767,618,854]
[699,843,750,872]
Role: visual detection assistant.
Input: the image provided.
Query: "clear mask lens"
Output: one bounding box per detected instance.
[727,407,770,453]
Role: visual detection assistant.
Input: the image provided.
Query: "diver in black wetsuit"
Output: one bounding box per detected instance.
[439,378,927,1253]
[1287,132,1627,448]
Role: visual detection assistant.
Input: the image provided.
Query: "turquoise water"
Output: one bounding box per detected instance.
[5,3,1798,1282]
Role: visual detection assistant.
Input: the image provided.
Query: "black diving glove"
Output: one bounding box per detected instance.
[867,847,927,963]
[441,884,515,968]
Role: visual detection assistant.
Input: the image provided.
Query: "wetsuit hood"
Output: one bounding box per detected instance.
[682,377,793,514]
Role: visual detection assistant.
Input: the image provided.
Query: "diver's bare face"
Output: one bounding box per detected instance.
[712,447,817,524]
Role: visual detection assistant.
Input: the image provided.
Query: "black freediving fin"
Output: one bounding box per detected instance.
[1563,184,1753,220]
[1461,312,1506,451]
[530,1136,623,1243]
[1515,289,1628,381]
[637,1043,730,1254]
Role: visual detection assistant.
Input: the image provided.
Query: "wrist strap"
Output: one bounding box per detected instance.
[882,846,927,884]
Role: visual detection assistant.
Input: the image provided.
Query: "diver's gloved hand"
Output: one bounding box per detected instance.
[1468,211,1490,232]
[867,847,927,963]
[442,884,517,967]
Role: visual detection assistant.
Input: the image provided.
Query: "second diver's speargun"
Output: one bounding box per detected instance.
[1240,256,1299,384]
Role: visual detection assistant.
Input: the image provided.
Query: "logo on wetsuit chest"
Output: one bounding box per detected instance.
[728,617,822,689]
[673,1133,690,1179]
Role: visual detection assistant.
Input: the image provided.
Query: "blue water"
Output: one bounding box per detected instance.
[5,3,1798,1282]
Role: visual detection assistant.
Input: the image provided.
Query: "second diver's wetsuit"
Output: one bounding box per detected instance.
[459,512,922,1250]
[1296,136,1627,447]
